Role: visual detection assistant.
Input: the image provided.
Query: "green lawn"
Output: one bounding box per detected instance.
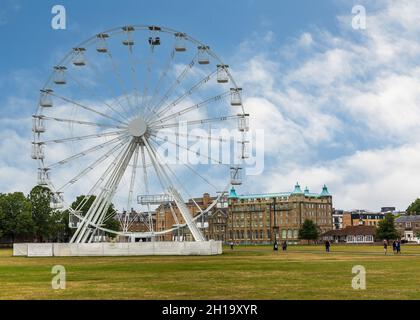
[1,245,420,300]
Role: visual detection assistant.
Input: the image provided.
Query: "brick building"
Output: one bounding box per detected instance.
[154,193,228,241]
[342,211,385,228]
[227,183,333,244]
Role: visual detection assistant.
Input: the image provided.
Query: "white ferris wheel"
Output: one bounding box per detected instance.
[32,25,249,243]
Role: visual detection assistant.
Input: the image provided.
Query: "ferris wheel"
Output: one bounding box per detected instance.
[32,25,249,243]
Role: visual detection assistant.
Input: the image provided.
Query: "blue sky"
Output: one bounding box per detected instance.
[1,0,420,212]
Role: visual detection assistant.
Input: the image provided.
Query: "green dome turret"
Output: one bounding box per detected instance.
[320,184,331,196]
[229,187,238,198]
[292,182,303,195]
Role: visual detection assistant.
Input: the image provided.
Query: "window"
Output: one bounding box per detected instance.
[282,229,287,239]
[356,235,364,242]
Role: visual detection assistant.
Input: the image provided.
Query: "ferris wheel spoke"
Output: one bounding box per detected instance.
[148,130,230,143]
[148,48,176,111]
[103,51,135,118]
[82,52,133,123]
[57,137,129,191]
[125,43,143,119]
[41,115,127,129]
[150,70,218,121]
[149,114,241,130]
[147,53,198,120]
[153,138,219,190]
[140,46,155,114]
[41,130,126,145]
[47,134,129,169]
[148,132,224,165]
[49,92,128,125]
[149,91,230,126]
[65,71,131,122]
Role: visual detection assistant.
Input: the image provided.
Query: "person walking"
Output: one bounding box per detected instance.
[383,240,388,255]
[230,241,234,250]
[273,241,279,252]
[325,240,331,253]
[392,240,397,254]
[396,240,401,254]
[282,241,287,252]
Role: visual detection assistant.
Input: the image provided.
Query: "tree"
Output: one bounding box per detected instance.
[376,212,400,241]
[0,192,34,241]
[298,219,320,243]
[28,186,55,241]
[407,199,420,215]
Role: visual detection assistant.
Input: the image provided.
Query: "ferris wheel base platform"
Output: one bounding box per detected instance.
[13,241,223,257]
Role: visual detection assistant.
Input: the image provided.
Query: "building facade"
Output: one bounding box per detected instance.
[395,216,420,243]
[342,211,385,228]
[322,226,376,244]
[227,183,333,244]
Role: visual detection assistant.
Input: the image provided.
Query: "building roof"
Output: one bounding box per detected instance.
[322,226,376,237]
[229,183,332,200]
[395,215,420,223]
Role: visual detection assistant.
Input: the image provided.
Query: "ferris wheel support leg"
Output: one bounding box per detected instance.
[140,145,155,233]
[71,141,136,243]
[124,144,140,233]
[142,137,205,242]
[83,142,137,243]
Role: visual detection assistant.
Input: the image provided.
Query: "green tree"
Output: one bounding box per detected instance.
[298,219,320,243]
[28,186,54,241]
[0,192,34,241]
[104,214,120,238]
[376,212,400,241]
[406,199,420,215]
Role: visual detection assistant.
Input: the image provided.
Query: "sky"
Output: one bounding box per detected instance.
[1,0,420,212]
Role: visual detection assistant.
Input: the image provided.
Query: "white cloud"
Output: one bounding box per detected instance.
[298,32,313,48]
[234,0,420,211]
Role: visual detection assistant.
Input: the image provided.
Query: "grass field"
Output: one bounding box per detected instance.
[1,244,420,300]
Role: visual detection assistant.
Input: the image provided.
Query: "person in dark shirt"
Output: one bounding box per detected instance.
[392,240,397,254]
[396,240,401,254]
[325,240,331,252]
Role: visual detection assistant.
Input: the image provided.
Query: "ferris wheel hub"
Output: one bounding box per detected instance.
[128,117,147,137]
